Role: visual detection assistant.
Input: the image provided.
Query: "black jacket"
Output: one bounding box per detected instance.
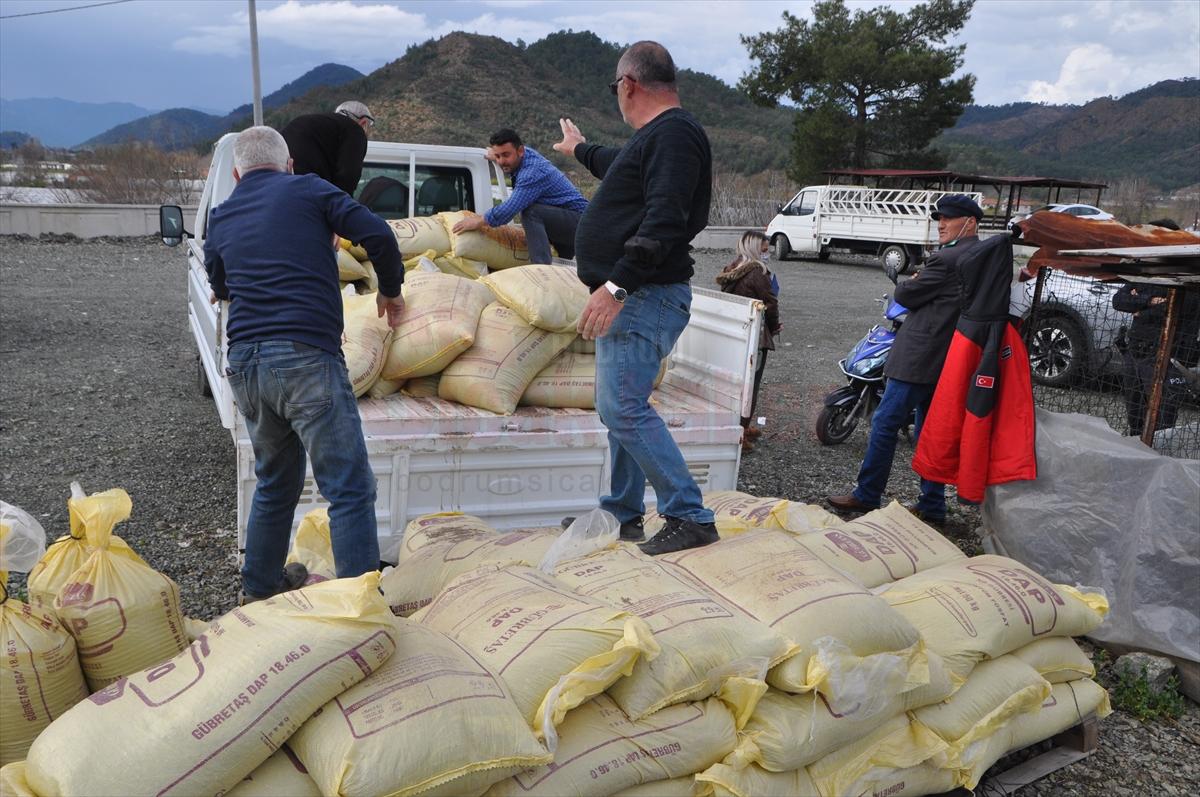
[1112,282,1200,366]
[280,112,367,196]
[572,108,711,293]
[885,235,983,384]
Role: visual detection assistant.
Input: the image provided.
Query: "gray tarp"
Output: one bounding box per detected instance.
[981,409,1200,667]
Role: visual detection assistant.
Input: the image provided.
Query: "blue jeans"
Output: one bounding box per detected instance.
[226,341,379,597]
[595,283,714,525]
[853,377,946,517]
[521,203,581,264]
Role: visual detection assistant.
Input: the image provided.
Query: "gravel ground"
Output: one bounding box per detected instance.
[1,236,1196,793]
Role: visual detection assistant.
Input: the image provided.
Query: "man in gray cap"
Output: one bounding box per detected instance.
[827,194,983,524]
[281,101,375,196]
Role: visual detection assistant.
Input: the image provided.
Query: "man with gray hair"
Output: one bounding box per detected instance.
[204,125,404,603]
[553,41,718,555]
[281,100,375,195]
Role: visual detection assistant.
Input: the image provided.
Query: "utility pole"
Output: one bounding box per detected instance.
[249,0,263,126]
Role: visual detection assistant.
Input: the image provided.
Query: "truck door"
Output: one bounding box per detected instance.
[783,189,819,253]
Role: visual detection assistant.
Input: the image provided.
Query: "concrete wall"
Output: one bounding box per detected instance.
[0,203,199,238]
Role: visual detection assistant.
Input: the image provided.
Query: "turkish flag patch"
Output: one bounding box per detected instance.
[976,375,996,389]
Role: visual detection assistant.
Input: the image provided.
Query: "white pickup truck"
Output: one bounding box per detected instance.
[161,133,762,562]
[766,185,984,274]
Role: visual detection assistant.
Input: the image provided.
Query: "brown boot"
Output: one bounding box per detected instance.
[745,425,763,440]
[825,493,878,513]
[741,431,754,453]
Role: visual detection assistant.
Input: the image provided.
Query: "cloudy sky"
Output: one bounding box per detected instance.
[1,0,1197,112]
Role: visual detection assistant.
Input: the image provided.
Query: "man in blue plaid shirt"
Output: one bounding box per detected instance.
[452,128,588,263]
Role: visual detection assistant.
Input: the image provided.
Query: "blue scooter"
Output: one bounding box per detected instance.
[815,294,910,445]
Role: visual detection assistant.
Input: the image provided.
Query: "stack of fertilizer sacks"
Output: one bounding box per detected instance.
[336,212,665,414]
[1,486,1110,797]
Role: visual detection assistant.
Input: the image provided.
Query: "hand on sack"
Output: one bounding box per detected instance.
[452,215,486,234]
[577,287,622,340]
[553,117,586,155]
[377,292,406,328]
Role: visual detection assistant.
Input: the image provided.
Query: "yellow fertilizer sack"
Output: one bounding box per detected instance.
[366,375,404,399]
[0,589,89,767]
[879,555,1109,680]
[52,488,189,691]
[795,501,966,589]
[26,574,396,797]
[911,655,1050,765]
[480,264,590,333]
[285,508,336,583]
[568,336,596,354]
[553,547,795,721]
[0,761,36,797]
[661,530,926,706]
[400,373,440,398]
[381,528,558,616]
[485,695,735,797]
[381,272,494,380]
[439,303,576,414]
[336,247,370,282]
[613,777,697,796]
[442,211,531,269]
[226,747,321,797]
[805,713,948,797]
[520,351,596,409]
[731,652,955,772]
[694,763,820,797]
[404,248,488,280]
[647,491,840,539]
[342,289,393,397]
[396,511,501,562]
[1009,637,1095,683]
[290,618,551,797]
[338,236,369,262]
[417,564,658,745]
[388,216,451,257]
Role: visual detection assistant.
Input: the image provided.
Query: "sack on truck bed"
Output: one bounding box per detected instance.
[285,508,336,584]
[404,248,488,281]
[480,264,590,334]
[552,547,795,721]
[388,216,451,258]
[52,488,189,691]
[484,695,736,797]
[878,555,1109,680]
[647,491,840,540]
[342,289,392,397]
[396,512,501,562]
[439,303,575,415]
[795,500,966,588]
[225,747,321,797]
[660,530,927,712]
[381,272,494,380]
[442,211,532,270]
[416,564,658,746]
[290,618,551,797]
[25,574,396,797]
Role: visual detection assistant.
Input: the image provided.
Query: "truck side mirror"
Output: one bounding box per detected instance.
[776,203,783,215]
[159,205,190,247]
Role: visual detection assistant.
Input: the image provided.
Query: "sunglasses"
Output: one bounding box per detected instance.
[608,74,634,95]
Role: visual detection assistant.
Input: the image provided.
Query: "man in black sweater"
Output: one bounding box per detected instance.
[280,101,374,196]
[553,41,718,555]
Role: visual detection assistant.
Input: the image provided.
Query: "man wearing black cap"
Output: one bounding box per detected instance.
[827,194,983,524]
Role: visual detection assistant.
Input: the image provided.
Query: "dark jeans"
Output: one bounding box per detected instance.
[1123,351,1184,436]
[226,341,379,598]
[741,348,768,427]
[852,377,946,517]
[521,203,582,264]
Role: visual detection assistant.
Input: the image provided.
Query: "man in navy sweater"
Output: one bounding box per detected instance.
[451,128,588,264]
[204,126,404,602]
[552,41,718,556]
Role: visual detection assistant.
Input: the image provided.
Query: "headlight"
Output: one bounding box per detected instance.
[848,354,887,376]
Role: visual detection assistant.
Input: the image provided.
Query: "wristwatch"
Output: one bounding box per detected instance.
[604,280,628,303]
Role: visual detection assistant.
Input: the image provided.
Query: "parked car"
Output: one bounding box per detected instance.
[1016,270,1124,387]
[1009,203,1114,230]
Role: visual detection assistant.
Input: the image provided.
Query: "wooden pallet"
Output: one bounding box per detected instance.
[938,715,1100,797]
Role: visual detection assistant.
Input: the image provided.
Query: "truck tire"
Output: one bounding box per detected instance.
[772,234,791,262]
[197,355,213,398]
[816,247,830,261]
[1027,313,1088,388]
[880,245,909,274]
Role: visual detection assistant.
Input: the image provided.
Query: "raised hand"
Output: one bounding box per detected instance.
[553,117,586,155]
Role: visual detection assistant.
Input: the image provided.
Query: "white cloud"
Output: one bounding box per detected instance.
[430,12,556,43]
[1025,44,1126,103]
[172,24,245,57]
[481,0,547,7]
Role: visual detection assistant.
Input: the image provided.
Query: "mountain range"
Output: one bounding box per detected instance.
[0,97,156,148]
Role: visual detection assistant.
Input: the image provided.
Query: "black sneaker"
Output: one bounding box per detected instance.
[637,516,719,556]
[560,515,646,542]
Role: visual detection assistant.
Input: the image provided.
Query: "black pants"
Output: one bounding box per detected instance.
[521,203,582,264]
[741,348,769,427]
[1123,351,1184,437]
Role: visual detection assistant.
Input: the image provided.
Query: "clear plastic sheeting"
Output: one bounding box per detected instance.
[981,408,1200,666]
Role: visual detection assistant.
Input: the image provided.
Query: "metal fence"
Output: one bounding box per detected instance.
[1023,268,1200,459]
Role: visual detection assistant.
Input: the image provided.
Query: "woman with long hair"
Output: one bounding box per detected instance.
[716,230,782,453]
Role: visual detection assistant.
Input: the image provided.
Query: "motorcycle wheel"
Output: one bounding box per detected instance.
[816,403,860,445]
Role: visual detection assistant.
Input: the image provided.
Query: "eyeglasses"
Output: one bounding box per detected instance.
[608,75,634,95]
[359,114,376,128]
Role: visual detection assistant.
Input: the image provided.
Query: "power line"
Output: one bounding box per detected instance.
[0,0,135,20]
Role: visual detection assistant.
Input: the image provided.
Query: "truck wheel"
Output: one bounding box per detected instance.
[816,247,830,261]
[1027,314,1088,388]
[197,355,213,398]
[772,234,791,262]
[881,245,909,274]
[816,404,859,445]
